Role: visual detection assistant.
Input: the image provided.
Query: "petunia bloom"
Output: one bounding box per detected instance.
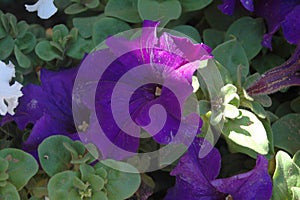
[255,0,300,49]
[74,21,212,160]
[2,67,81,158]
[165,138,272,200]
[218,0,254,15]
[0,61,23,116]
[218,0,300,48]
[25,0,58,19]
[247,43,300,95]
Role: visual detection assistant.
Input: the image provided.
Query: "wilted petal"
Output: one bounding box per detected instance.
[247,43,300,95]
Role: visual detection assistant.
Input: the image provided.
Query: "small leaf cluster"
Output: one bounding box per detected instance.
[0,149,38,200]
[35,24,92,70]
[0,10,40,83]
[34,135,141,200]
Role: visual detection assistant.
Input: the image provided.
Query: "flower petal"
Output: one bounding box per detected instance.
[166,139,224,199]
[211,155,272,200]
[281,5,300,45]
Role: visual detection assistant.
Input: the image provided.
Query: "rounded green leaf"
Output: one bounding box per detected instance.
[105,0,142,23]
[212,39,249,83]
[73,15,104,38]
[251,54,285,74]
[95,159,141,200]
[179,0,212,12]
[226,17,265,60]
[0,157,9,173]
[292,187,300,200]
[38,136,74,176]
[14,45,31,69]
[64,3,88,15]
[223,109,269,156]
[0,182,20,200]
[0,148,38,191]
[84,0,99,9]
[272,151,300,200]
[171,25,201,42]
[15,32,36,54]
[272,114,300,155]
[291,97,300,113]
[0,36,14,60]
[203,29,225,49]
[35,40,62,61]
[138,0,181,27]
[92,17,131,45]
[48,171,81,200]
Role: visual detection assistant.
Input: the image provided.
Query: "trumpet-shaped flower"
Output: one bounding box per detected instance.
[75,21,212,159]
[0,61,23,116]
[25,0,57,19]
[165,138,272,200]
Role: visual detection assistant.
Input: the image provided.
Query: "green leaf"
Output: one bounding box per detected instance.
[223,109,269,156]
[171,25,201,42]
[35,40,62,61]
[84,0,99,9]
[16,21,29,39]
[15,32,36,54]
[92,17,131,46]
[48,171,81,200]
[179,0,212,12]
[0,182,20,200]
[137,0,182,27]
[203,29,225,50]
[0,157,9,173]
[95,159,141,200]
[251,54,285,74]
[38,136,74,177]
[275,101,293,118]
[212,39,249,83]
[0,148,38,190]
[64,3,88,15]
[291,97,300,113]
[14,46,31,69]
[225,17,265,60]
[73,15,104,38]
[272,114,300,155]
[204,0,247,31]
[0,24,6,39]
[292,187,300,200]
[272,151,300,200]
[67,36,92,59]
[105,0,142,23]
[0,36,14,60]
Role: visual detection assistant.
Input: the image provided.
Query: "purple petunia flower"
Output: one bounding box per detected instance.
[165,138,272,200]
[1,67,82,158]
[74,21,212,160]
[255,0,300,49]
[247,43,300,95]
[218,0,254,15]
[218,0,300,49]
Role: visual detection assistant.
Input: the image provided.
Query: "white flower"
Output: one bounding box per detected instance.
[0,61,23,116]
[25,0,58,19]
